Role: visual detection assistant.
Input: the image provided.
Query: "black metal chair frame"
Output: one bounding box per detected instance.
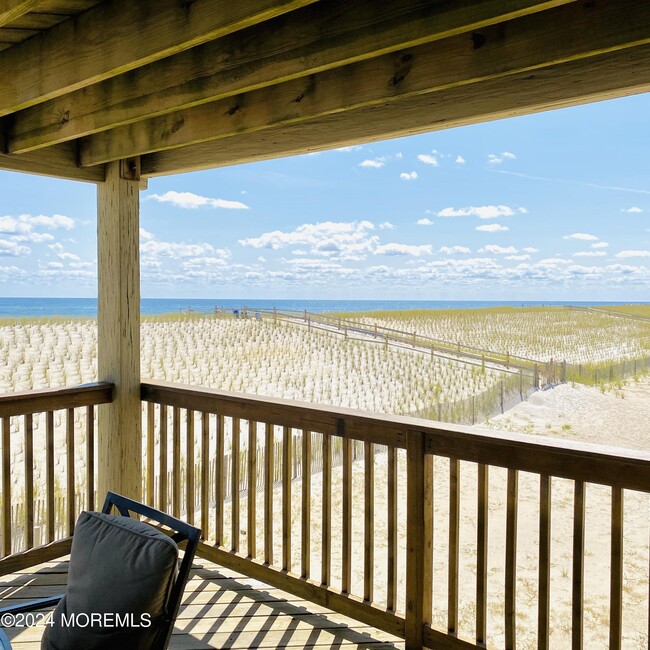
[0,492,201,650]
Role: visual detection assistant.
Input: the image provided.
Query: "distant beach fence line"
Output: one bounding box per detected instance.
[565,356,650,386]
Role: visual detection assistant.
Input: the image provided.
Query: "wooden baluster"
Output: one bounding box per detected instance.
[610,487,623,650]
[364,441,374,603]
[387,446,398,611]
[477,464,489,645]
[232,417,240,553]
[24,414,34,549]
[264,422,273,565]
[301,429,311,579]
[282,426,291,572]
[538,475,551,650]
[172,406,181,518]
[248,420,257,559]
[405,430,433,650]
[146,401,154,506]
[201,412,210,538]
[342,435,352,593]
[448,458,460,635]
[505,469,518,650]
[66,408,75,535]
[46,411,54,543]
[86,405,95,512]
[572,481,585,650]
[213,414,223,545]
[159,404,168,512]
[186,409,195,525]
[322,432,331,586]
[2,417,10,555]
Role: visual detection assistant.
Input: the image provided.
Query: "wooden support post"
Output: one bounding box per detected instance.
[97,159,142,501]
[405,429,433,650]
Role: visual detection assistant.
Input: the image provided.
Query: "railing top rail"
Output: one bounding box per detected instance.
[142,380,650,491]
[0,382,114,418]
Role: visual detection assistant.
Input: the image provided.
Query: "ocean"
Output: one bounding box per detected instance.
[0,297,645,318]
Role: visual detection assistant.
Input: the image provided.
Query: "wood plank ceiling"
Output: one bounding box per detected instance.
[0,0,649,182]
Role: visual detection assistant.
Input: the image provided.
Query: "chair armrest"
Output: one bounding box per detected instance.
[0,595,63,649]
[0,595,63,615]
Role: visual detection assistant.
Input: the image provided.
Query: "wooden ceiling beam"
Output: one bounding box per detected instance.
[140,45,650,177]
[0,1,43,28]
[7,0,577,154]
[0,0,317,116]
[0,141,104,182]
[78,0,650,166]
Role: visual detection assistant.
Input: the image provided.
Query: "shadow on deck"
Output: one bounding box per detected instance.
[0,556,403,650]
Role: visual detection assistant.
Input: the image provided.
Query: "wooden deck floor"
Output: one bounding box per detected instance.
[0,556,403,649]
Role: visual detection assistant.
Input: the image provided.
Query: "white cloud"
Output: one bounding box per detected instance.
[142,239,227,260]
[46,262,64,269]
[437,205,515,219]
[181,256,230,269]
[139,228,155,240]
[439,246,471,254]
[487,152,516,165]
[417,218,434,225]
[359,159,384,168]
[335,145,362,152]
[240,220,378,260]
[400,171,418,181]
[0,214,75,238]
[476,224,509,232]
[379,221,396,230]
[27,214,75,230]
[0,239,30,256]
[523,247,538,253]
[455,155,465,165]
[48,242,80,261]
[573,251,607,257]
[518,207,528,214]
[374,243,432,257]
[615,250,650,258]
[395,152,403,159]
[622,207,643,213]
[563,233,599,241]
[592,242,609,249]
[11,232,54,243]
[479,244,518,254]
[506,255,531,261]
[417,154,439,167]
[149,191,249,209]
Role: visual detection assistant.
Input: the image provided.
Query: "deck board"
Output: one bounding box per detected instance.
[1,556,403,650]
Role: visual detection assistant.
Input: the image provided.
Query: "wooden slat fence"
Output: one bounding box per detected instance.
[142,379,650,650]
[0,382,113,561]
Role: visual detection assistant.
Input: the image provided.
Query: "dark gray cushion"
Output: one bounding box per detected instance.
[41,511,178,650]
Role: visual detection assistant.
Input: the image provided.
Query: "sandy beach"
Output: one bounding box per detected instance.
[2,315,650,648]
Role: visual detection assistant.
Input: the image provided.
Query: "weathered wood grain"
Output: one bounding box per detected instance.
[80,0,650,166]
[97,160,141,501]
[0,0,317,115]
[10,0,575,152]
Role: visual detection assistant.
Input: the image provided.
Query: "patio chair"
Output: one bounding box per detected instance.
[0,492,201,650]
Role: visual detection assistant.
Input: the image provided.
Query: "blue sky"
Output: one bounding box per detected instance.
[1,93,649,301]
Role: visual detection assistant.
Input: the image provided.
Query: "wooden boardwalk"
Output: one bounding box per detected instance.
[0,556,402,650]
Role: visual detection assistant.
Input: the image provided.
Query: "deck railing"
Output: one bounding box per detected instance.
[142,380,650,650]
[0,382,113,562]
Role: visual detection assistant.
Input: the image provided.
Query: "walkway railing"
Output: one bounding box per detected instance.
[142,380,650,649]
[0,382,113,564]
